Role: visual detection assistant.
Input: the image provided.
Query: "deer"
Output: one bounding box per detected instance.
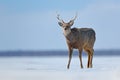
[57,14,96,69]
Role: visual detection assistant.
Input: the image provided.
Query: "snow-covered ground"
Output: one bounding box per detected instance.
[0,56,120,80]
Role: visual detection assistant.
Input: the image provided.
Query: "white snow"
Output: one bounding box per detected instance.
[0,56,120,80]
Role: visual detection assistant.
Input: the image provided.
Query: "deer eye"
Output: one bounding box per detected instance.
[64,27,69,30]
[65,27,67,30]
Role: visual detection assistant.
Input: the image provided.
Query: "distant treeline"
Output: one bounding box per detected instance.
[0,50,120,57]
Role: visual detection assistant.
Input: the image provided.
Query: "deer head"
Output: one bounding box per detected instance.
[57,14,77,31]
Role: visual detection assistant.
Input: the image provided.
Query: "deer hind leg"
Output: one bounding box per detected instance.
[84,48,91,68]
[67,48,73,69]
[78,49,83,68]
[88,52,91,68]
[85,48,94,68]
[89,49,94,68]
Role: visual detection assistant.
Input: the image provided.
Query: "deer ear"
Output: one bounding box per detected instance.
[69,20,74,27]
[58,22,63,26]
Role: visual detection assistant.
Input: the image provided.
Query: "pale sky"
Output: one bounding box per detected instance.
[0,0,120,51]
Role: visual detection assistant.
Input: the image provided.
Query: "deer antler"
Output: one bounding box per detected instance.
[71,12,78,21]
[57,14,64,23]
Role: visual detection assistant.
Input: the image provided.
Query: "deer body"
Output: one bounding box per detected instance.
[65,28,95,49]
[57,14,96,69]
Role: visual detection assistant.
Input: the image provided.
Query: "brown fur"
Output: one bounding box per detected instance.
[57,15,96,69]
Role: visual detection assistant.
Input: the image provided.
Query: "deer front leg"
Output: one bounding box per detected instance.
[67,48,73,69]
[78,49,83,68]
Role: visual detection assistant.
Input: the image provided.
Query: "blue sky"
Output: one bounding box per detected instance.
[0,0,120,51]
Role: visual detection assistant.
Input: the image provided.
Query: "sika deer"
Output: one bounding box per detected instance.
[57,14,96,69]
